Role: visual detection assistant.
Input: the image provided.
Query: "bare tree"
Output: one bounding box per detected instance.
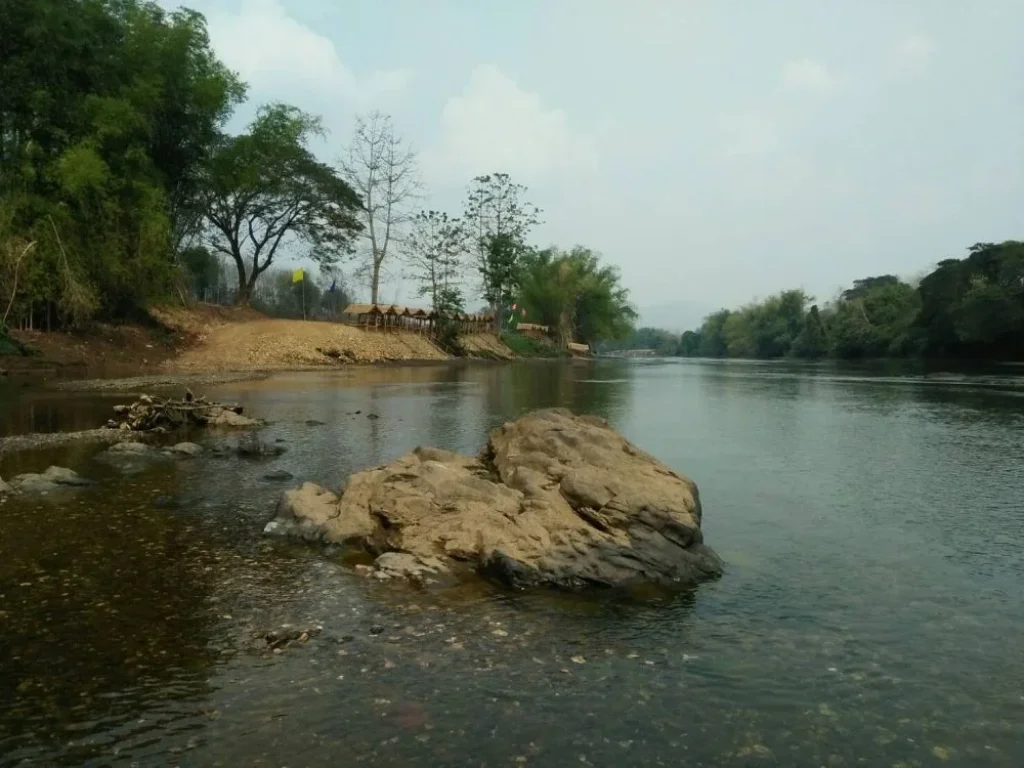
[338,112,420,305]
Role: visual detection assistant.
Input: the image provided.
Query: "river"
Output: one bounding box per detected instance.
[1,359,1022,766]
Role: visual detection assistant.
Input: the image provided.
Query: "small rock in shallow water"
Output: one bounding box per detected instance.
[931,746,951,761]
[236,434,286,457]
[208,409,260,427]
[0,476,11,494]
[167,442,203,457]
[107,441,152,454]
[263,469,294,481]
[372,552,450,585]
[9,466,92,494]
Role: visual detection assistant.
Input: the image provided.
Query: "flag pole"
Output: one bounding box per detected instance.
[301,272,306,320]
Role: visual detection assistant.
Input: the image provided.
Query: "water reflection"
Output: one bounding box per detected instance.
[1,360,1023,766]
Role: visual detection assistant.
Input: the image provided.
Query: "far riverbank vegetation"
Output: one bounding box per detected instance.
[602,240,1024,362]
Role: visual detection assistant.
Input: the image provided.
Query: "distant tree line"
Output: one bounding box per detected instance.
[646,241,1023,361]
[0,0,636,352]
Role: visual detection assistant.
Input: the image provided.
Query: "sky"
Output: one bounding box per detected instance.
[162,0,1023,330]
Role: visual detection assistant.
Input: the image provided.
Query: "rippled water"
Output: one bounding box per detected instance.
[2,359,1023,766]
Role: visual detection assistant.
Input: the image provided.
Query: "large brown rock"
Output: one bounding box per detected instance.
[265,409,723,589]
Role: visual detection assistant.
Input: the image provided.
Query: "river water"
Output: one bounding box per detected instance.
[1,359,1022,766]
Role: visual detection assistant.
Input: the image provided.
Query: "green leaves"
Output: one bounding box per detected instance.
[518,246,636,348]
[0,0,245,324]
[683,241,1024,361]
[201,104,362,303]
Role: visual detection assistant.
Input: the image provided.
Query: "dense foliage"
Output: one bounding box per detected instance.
[679,241,1024,360]
[517,246,636,348]
[0,0,245,326]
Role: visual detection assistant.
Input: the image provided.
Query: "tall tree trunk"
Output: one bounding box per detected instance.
[233,253,249,306]
[370,260,381,305]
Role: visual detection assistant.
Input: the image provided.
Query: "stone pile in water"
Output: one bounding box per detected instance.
[266,408,723,590]
[106,391,259,431]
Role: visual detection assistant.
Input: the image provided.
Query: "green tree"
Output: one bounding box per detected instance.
[201,104,363,305]
[518,246,636,348]
[678,329,703,356]
[790,304,828,358]
[0,0,244,324]
[697,310,731,357]
[829,278,919,358]
[463,173,540,328]
[480,232,528,329]
[403,210,467,310]
[432,284,466,353]
[916,242,1024,359]
[251,268,323,319]
[178,245,225,301]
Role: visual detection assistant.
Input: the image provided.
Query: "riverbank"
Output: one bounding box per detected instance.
[3,304,516,380]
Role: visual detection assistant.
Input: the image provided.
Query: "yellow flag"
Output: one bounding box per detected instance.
[291,268,305,284]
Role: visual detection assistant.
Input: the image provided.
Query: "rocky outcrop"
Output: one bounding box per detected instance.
[266,409,723,590]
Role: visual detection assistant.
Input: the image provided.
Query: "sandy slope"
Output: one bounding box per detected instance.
[168,318,453,372]
[459,333,515,360]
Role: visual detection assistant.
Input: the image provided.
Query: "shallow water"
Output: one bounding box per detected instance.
[1,359,1023,766]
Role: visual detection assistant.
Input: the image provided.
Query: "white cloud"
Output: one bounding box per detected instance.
[421,64,598,186]
[204,0,410,110]
[781,59,836,93]
[890,35,934,77]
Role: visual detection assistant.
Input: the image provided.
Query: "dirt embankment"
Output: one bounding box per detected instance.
[5,304,514,377]
[170,317,449,372]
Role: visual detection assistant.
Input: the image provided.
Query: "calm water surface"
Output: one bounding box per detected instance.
[1,360,1023,766]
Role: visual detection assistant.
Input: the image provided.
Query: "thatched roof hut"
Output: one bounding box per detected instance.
[342,303,380,316]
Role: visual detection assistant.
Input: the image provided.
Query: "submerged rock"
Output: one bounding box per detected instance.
[236,434,286,457]
[8,466,92,494]
[266,408,723,590]
[106,441,152,455]
[263,469,294,482]
[0,476,11,494]
[166,442,204,457]
[371,552,451,585]
[208,409,260,427]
